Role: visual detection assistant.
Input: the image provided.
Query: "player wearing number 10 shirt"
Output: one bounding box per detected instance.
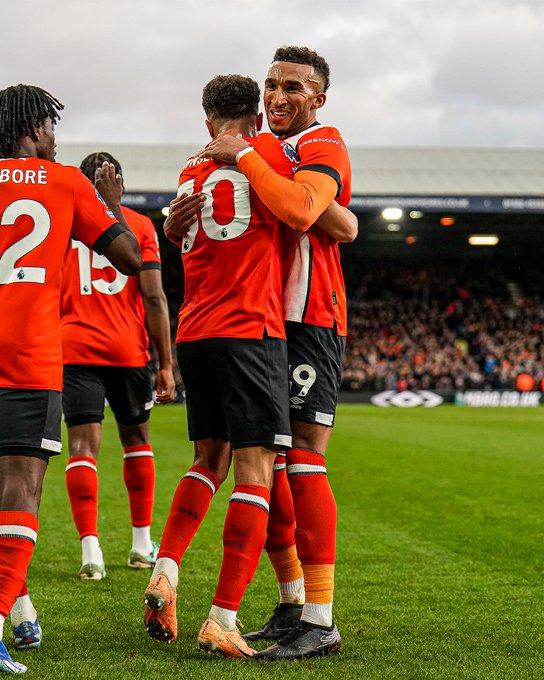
[199,46,355,660]
[0,84,141,674]
[143,75,296,656]
[175,137,292,343]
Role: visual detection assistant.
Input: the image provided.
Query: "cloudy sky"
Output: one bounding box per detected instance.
[3,0,544,150]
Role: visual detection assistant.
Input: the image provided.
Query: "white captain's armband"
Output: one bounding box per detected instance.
[235,147,254,164]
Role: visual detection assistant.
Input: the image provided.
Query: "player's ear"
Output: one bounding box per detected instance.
[205,119,215,139]
[256,112,263,132]
[311,92,327,110]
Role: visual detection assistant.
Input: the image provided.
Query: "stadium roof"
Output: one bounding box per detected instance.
[57,143,544,256]
[57,144,544,206]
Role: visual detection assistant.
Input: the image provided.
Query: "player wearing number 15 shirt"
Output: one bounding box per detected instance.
[61,202,162,368]
[60,151,175,581]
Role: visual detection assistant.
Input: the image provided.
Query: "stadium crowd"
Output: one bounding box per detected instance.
[341,255,544,392]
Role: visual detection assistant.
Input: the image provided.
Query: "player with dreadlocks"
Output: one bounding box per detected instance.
[0,84,142,674]
[0,85,63,159]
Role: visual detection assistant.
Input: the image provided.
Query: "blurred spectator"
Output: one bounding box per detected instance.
[341,256,544,392]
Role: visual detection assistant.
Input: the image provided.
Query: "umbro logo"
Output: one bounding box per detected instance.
[320,634,339,644]
[290,396,305,405]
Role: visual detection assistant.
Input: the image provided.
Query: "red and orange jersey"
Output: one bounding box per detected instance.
[61,206,161,367]
[176,132,294,342]
[0,157,123,391]
[281,124,352,336]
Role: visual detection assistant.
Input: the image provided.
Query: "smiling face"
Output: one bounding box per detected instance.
[264,61,326,139]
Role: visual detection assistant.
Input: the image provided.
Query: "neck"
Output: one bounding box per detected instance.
[278,119,318,141]
[14,137,38,158]
[213,114,258,139]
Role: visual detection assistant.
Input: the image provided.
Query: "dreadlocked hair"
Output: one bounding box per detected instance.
[202,75,260,121]
[0,84,63,158]
[272,46,330,92]
[80,152,123,186]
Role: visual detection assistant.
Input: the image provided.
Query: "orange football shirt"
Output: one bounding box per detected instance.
[281,124,352,336]
[176,133,295,342]
[0,157,123,391]
[61,206,161,367]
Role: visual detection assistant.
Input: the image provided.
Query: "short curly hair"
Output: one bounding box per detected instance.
[272,46,330,92]
[202,75,260,120]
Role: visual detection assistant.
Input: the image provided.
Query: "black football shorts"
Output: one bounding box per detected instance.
[177,335,291,450]
[286,321,346,427]
[0,388,62,461]
[63,364,154,427]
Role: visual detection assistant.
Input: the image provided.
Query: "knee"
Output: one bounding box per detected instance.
[192,439,232,485]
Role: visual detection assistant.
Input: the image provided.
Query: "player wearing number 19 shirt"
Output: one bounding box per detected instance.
[61,152,175,582]
[200,46,354,660]
[0,84,141,674]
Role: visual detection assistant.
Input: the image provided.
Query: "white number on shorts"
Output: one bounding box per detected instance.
[178,168,251,254]
[291,363,317,397]
[0,199,51,284]
[72,240,128,295]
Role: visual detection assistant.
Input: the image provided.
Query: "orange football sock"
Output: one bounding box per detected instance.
[65,456,98,539]
[157,465,219,564]
[268,545,303,585]
[301,564,335,604]
[0,512,38,618]
[123,444,155,527]
[212,484,270,611]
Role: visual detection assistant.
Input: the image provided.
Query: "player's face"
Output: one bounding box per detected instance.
[34,117,56,161]
[264,61,326,139]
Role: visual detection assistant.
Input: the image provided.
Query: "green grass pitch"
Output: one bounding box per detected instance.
[16,405,544,679]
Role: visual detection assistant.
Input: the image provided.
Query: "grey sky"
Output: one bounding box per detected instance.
[3,0,544,149]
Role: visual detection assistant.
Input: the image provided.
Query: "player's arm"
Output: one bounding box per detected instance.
[93,161,142,274]
[138,267,176,403]
[315,202,358,242]
[201,137,337,232]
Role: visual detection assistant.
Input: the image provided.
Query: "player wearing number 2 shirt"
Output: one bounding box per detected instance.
[0,84,141,674]
[0,160,126,393]
[60,151,175,582]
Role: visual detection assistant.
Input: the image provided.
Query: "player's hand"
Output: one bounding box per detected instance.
[155,368,176,404]
[197,134,249,164]
[164,192,206,245]
[94,161,123,208]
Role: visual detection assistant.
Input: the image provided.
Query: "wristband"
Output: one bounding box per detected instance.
[235,147,254,163]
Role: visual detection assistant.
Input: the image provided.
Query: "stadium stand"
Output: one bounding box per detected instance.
[341,255,544,393]
[55,144,544,401]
